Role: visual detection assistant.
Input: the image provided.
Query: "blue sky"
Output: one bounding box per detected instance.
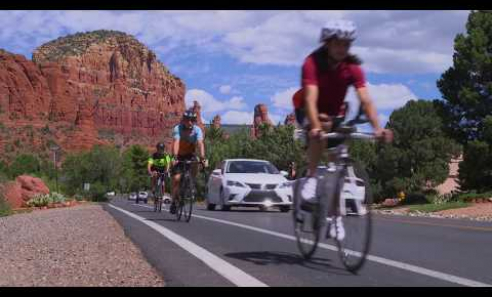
[0,10,470,126]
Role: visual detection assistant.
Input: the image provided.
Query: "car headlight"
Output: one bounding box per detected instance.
[277,182,291,189]
[226,180,246,187]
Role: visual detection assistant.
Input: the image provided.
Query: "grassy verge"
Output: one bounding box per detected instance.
[408,201,471,213]
[0,196,12,217]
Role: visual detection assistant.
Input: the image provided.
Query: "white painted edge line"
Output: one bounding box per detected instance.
[108,204,268,287]
[127,202,492,287]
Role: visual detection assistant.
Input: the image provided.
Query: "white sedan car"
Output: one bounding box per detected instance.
[206,159,293,212]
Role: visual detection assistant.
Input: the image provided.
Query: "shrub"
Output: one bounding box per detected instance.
[0,197,11,216]
[26,194,51,207]
[401,192,430,205]
[457,191,492,202]
[430,192,461,205]
[25,192,67,207]
[0,183,12,216]
[50,192,66,204]
[9,154,41,178]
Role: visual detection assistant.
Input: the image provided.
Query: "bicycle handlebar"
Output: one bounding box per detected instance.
[176,160,203,164]
[320,132,376,140]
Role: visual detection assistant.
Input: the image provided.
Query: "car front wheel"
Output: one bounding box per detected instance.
[220,188,231,211]
[207,201,216,211]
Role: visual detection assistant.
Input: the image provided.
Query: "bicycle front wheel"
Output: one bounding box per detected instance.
[154,179,163,212]
[293,178,321,259]
[182,189,194,223]
[332,161,373,273]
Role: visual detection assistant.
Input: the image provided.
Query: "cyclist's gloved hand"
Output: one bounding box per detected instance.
[309,128,322,139]
[375,128,394,143]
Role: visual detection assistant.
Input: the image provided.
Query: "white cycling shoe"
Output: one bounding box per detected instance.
[328,216,345,241]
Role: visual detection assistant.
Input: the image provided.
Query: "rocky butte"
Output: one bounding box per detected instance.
[0,30,187,161]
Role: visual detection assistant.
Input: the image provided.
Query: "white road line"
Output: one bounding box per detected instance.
[126,202,492,287]
[108,204,267,287]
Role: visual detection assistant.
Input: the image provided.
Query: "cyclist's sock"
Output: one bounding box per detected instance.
[328,216,345,241]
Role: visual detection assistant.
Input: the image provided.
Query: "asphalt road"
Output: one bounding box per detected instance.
[105,197,492,287]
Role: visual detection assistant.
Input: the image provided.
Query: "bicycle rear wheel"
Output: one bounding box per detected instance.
[332,161,372,273]
[154,178,163,212]
[176,177,187,221]
[158,182,164,212]
[293,178,321,259]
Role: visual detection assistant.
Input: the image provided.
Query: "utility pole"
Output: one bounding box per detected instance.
[50,144,61,192]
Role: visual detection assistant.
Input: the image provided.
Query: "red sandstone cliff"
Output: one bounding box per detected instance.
[0,30,185,160]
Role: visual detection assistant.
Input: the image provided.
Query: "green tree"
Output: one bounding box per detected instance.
[60,145,122,200]
[374,100,461,198]
[437,11,492,192]
[250,124,305,172]
[9,154,41,178]
[437,11,492,143]
[0,160,9,179]
[121,145,150,193]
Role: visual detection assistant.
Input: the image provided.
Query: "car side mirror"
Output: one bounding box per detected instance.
[280,170,288,177]
[212,169,222,176]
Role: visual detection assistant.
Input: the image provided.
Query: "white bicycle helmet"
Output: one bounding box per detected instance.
[320,20,357,42]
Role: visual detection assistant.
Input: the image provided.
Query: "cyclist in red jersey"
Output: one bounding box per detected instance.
[295,20,393,204]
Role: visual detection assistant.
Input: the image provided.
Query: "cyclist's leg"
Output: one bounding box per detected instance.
[151,172,157,198]
[307,113,333,175]
[191,160,199,179]
[172,172,181,203]
[301,115,330,201]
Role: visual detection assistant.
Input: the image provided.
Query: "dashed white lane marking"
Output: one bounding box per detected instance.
[127,202,491,287]
[108,204,268,287]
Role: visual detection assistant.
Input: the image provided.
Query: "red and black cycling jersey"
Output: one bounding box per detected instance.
[293,53,366,117]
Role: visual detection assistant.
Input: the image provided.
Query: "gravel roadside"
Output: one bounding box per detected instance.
[0,203,165,287]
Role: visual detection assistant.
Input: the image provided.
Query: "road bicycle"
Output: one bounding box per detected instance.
[293,106,376,273]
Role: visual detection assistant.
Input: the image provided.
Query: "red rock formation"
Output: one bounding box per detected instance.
[212,115,221,129]
[2,175,50,208]
[251,104,273,138]
[191,100,205,132]
[0,30,185,160]
[284,113,296,126]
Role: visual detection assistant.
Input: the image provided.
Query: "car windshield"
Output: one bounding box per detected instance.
[226,161,280,174]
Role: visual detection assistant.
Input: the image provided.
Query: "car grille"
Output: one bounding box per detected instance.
[243,191,283,203]
[246,183,261,189]
[265,184,277,190]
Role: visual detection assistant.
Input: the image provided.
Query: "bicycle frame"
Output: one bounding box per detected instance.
[320,132,375,216]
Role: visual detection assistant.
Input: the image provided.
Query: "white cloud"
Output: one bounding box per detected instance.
[345,82,418,116]
[185,89,247,114]
[0,10,469,74]
[379,113,389,123]
[270,87,298,110]
[219,85,232,94]
[221,111,254,125]
[269,113,284,125]
[228,96,247,110]
[220,110,284,125]
[352,46,452,74]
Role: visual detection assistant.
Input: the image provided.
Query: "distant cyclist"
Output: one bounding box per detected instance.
[170,110,208,214]
[148,142,172,199]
